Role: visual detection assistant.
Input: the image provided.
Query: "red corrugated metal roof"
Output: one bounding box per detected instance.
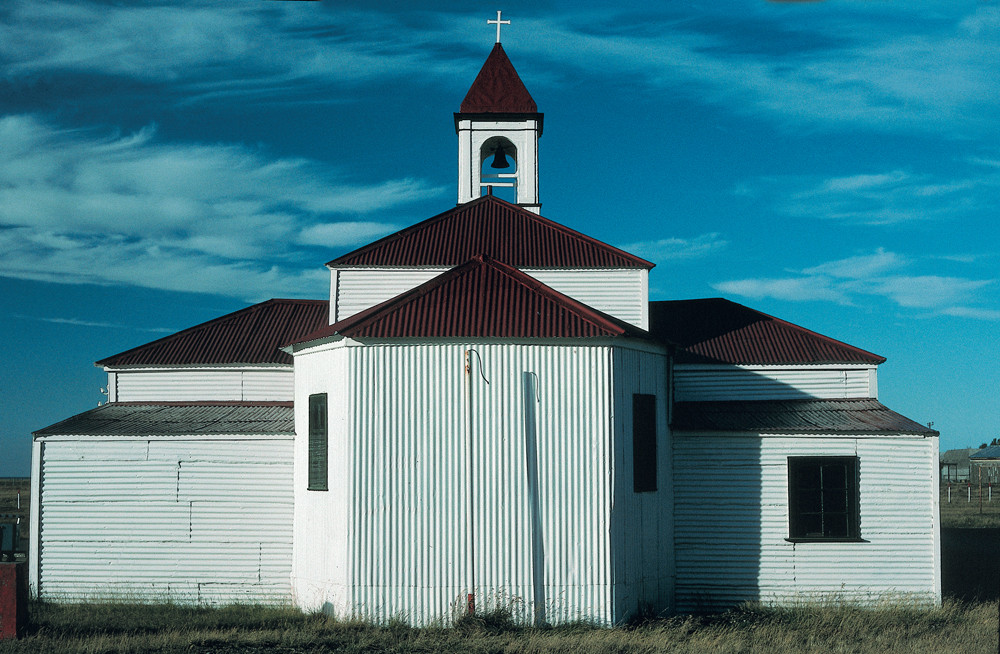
[294,255,650,343]
[673,399,937,435]
[327,195,653,269]
[96,299,329,367]
[459,43,537,113]
[649,298,885,365]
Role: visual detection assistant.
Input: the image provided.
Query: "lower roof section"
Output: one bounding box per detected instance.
[34,402,294,437]
[672,398,938,435]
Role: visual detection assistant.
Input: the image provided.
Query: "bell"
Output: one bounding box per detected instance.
[490,145,510,169]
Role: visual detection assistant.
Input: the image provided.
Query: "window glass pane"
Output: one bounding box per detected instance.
[822,463,846,490]
[799,490,821,514]
[824,488,847,513]
[632,394,657,493]
[788,456,859,541]
[798,465,821,490]
[824,513,849,538]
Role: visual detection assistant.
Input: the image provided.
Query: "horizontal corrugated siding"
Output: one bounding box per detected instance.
[38,437,293,604]
[674,365,873,401]
[672,433,938,612]
[336,267,646,328]
[525,269,646,329]
[115,369,294,402]
[336,268,445,321]
[295,343,617,625]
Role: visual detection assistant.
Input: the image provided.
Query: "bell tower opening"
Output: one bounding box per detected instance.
[480,137,518,204]
[455,15,543,213]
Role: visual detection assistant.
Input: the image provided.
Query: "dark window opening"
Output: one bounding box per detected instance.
[308,393,328,491]
[633,394,657,493]
[788,456,859,541]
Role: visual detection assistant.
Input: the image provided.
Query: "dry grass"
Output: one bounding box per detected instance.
[939,484,1000,528]
[0,600,995,654]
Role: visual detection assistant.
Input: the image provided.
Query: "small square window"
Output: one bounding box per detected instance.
[787,456,859,541]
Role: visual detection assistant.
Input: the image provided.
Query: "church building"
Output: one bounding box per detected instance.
[30,28,940,625]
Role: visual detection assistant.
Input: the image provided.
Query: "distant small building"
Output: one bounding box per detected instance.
[940,448,978,483]
[970,446,1000,484]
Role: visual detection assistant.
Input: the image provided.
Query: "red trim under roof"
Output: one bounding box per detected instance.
[293,255,650,344]
[649,298,885,365]
[459,43,537,113]
[327,195,653,269]
[96,299,329,367]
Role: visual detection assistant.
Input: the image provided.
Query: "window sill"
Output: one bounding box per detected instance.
[785,537,868,544]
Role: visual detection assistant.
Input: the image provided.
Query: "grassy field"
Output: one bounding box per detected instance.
[0,599,996,654]
[939,484,1000,528]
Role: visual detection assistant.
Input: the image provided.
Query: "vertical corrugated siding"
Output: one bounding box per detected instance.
[672,433,938,612]
[335,268,646,328]
[38,437,293,604]
[115,369,294,402]
[608,348,673,619]
[674,365,873,401]
[340,343,615,625]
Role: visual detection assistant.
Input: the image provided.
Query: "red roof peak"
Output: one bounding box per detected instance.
[460,43,538,114]
[649,298,885,365]
[327,194,653,269]
[293,255,649,343]
[96,298,329,367]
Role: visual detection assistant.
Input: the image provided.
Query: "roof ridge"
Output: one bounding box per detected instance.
[292,254,650,346]
[326,195,653,269]
[95,298,328,367]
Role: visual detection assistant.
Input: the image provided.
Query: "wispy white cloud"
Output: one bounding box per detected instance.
[14,314,174,333]
[741,164,996,225]
[0,115,444,300]
[516,6,1000,135]
[713,249,999,319]
[3,2,998,134]
[619,232,728,263]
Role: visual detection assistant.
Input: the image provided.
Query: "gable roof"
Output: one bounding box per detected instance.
[327,194,652,269]
[673,399,937,435]
[459,43,537,114]
[96,299,329,367]
[293,255,650,344]
[649,298,885,365]
[971,446,1000,460]
[34,402,294,436]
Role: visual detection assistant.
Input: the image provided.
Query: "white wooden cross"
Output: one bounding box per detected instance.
[487,11,510,44]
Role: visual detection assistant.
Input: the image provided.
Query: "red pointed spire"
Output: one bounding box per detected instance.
[460,43,537,113]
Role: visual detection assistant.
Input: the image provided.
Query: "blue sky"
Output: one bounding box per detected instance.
[1,1,998,476]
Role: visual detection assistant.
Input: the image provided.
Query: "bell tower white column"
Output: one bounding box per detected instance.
[456,116,541,213]
[455,22,543,213]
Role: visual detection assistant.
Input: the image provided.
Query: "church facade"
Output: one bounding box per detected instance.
[30,40,940,625]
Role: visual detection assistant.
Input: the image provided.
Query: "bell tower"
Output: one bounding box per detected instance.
[455,13,543,213]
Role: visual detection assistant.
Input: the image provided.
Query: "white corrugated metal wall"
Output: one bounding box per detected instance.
[674,365,875,401]
[333,268,648,328]
[609,347,673,618]
[293,340,671,625]
[672,432,939,612]
[112,368,294,402]
[37,435,294,603]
